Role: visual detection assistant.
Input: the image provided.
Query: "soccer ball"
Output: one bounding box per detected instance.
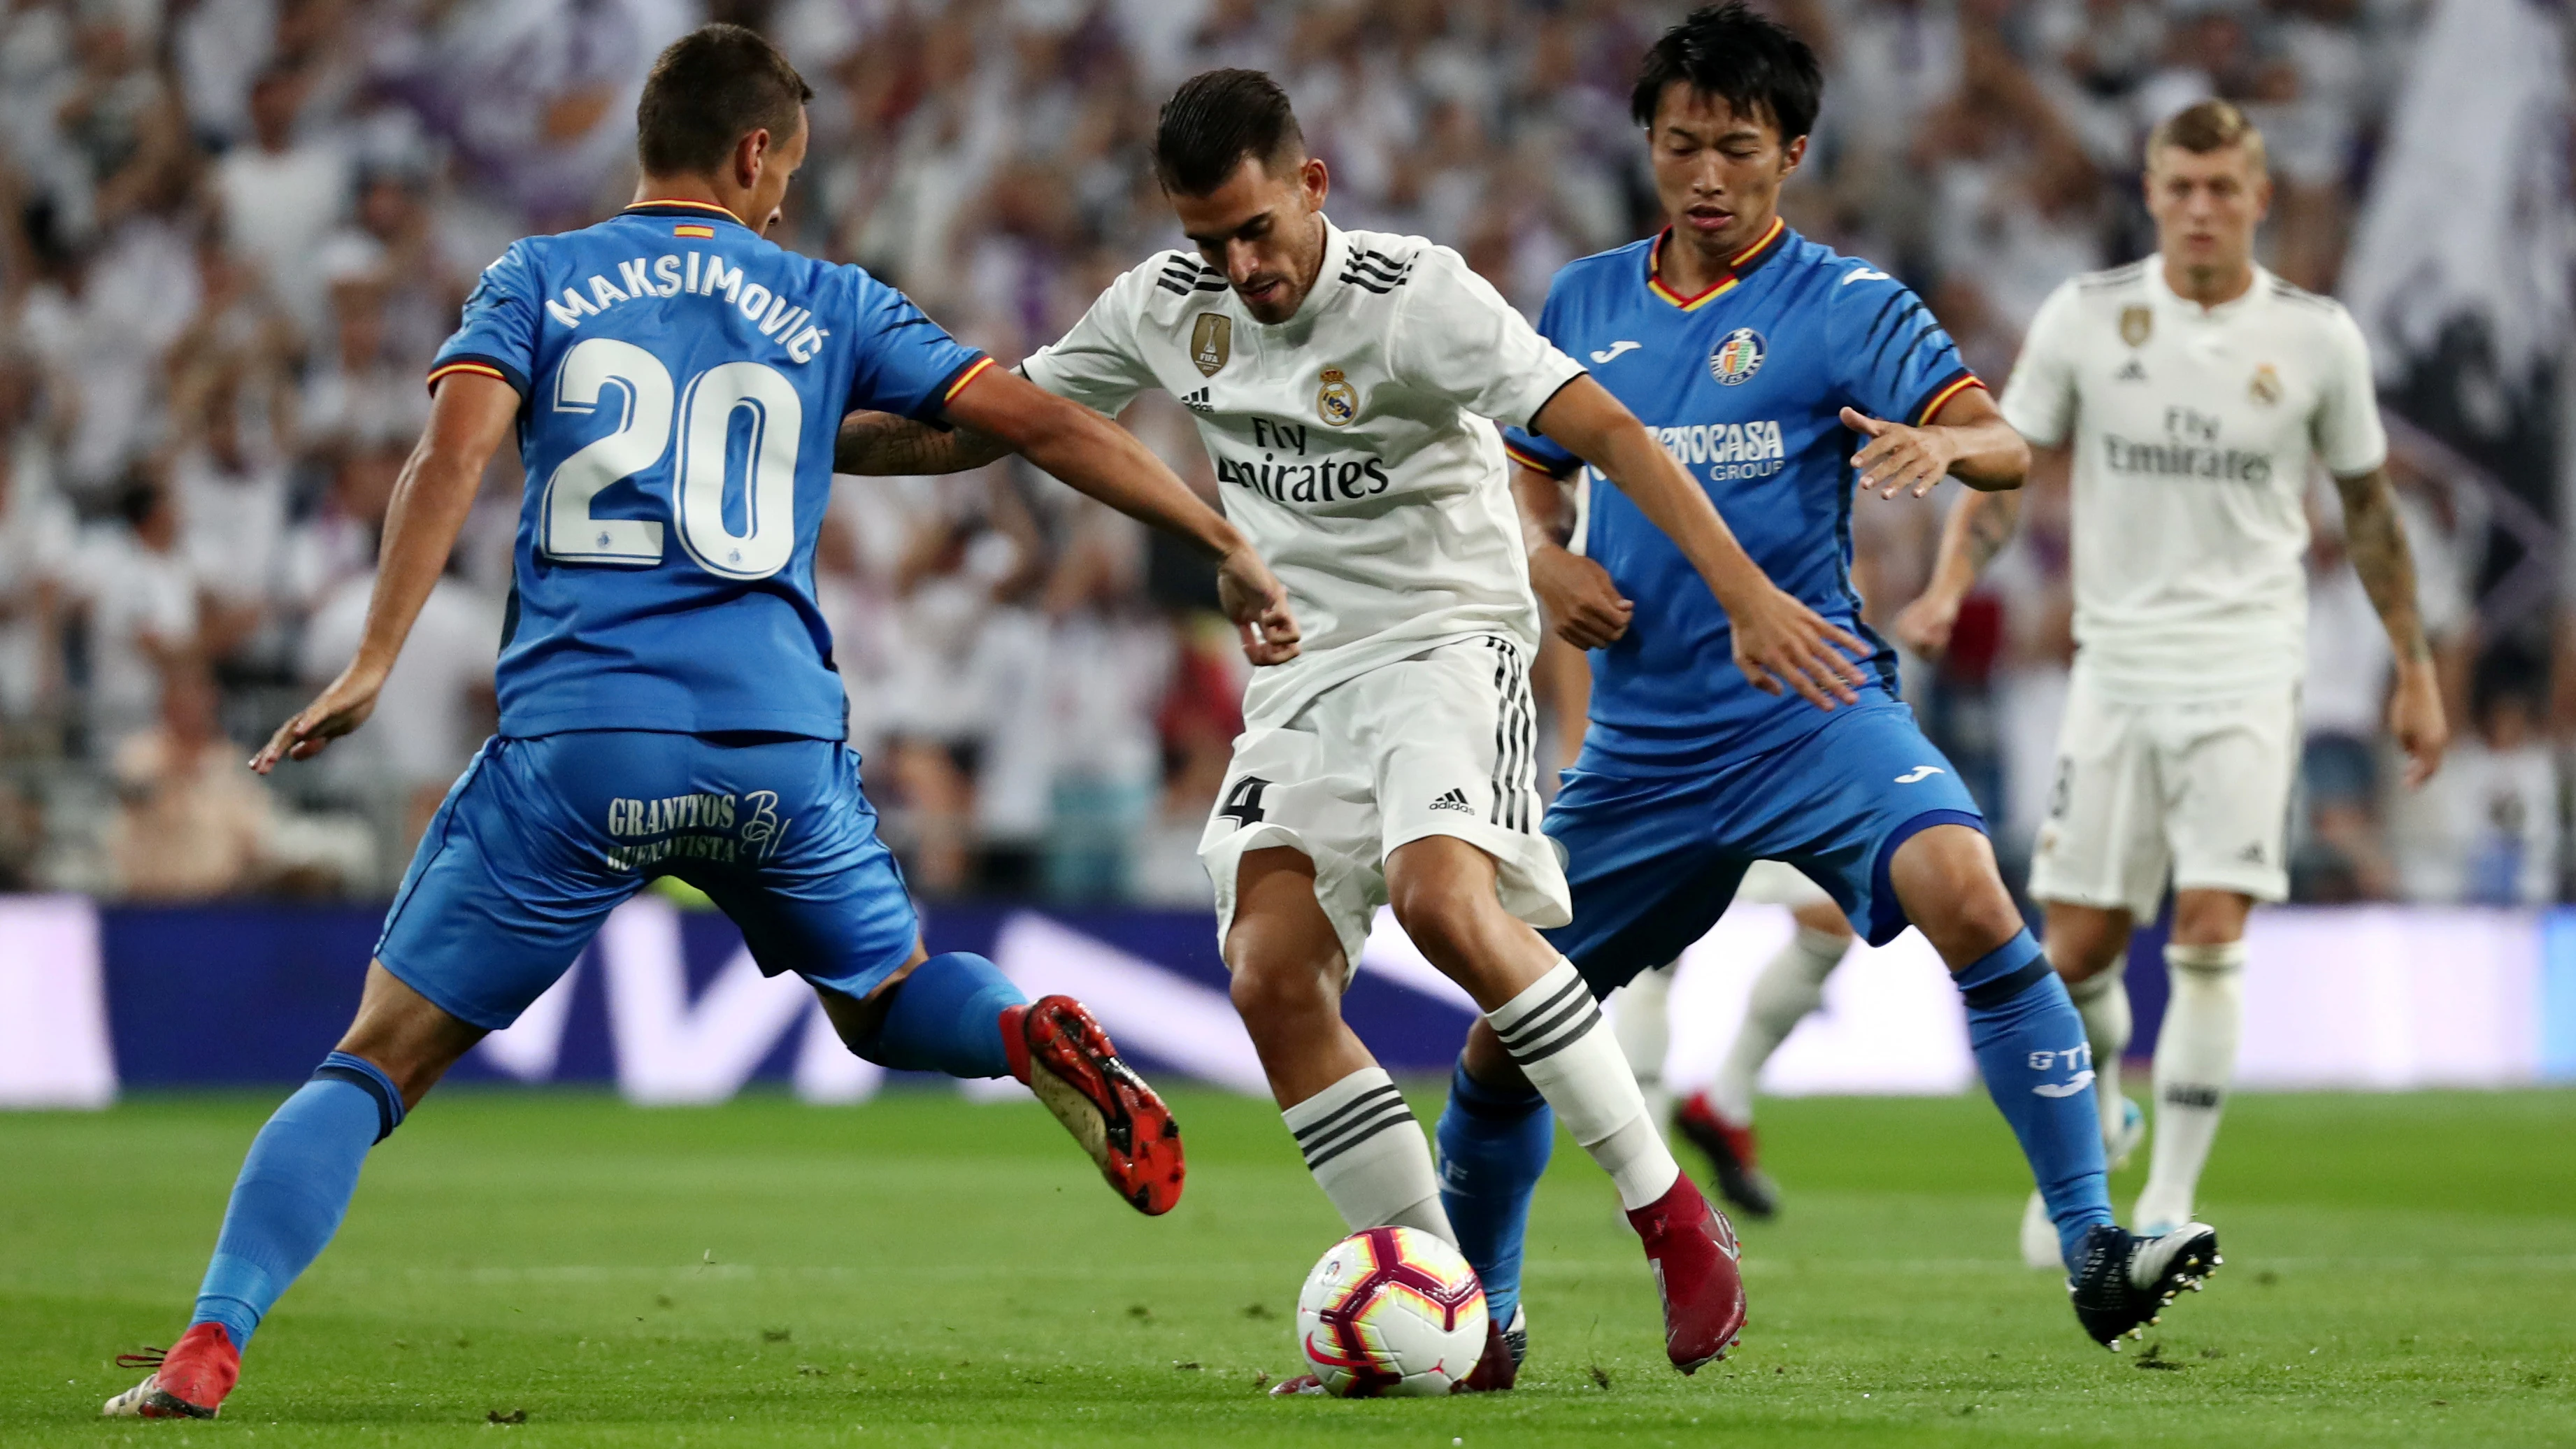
[1294,1225,1488,1397]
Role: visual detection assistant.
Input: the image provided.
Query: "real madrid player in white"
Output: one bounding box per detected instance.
[838,69,1877,1380]
[1896,101,2447,1262]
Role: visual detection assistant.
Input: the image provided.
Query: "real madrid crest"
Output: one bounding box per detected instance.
[1190,313,1231,378]
[1316,367,1358,425]
[2119,305,2153,348]
[2249,363,2282,406]
[1709,327,1765,386]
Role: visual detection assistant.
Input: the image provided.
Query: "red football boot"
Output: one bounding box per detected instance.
[1455,1303,1526,1392]
[1625,1173,1747,1373]
[1674,1091,1781,1220]
[102,1322,239,1419]
[1004,995,1185,1215]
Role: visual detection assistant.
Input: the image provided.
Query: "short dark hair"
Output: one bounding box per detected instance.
[636,24,814,176]
[1630,3,1824,143]
[1153,69,1305,196]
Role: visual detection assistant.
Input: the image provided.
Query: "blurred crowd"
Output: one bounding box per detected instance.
[0,0,2562,910]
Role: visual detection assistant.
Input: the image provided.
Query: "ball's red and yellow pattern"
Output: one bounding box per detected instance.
[1294,1226,1489,1397]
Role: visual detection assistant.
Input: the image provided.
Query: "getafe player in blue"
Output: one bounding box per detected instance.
[1431,4,2220,1355]
[104,27,1302,1422]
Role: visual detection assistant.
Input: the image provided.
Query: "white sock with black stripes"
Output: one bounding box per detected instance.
[2135,941,2246,1231]
[1489,961,1680,1211]
[1282,1067,1455,1242]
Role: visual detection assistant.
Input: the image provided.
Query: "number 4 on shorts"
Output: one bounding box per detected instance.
[1219,776,1270,827]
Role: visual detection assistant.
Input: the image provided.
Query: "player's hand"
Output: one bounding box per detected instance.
[1216,545,1301,666]
[1726,583,1870,709]
[2388,659,2449,788]
[1843,407,1960,499]
[251,664,387,773]
[1529,545,1632,649]
[1891,586,1964,660]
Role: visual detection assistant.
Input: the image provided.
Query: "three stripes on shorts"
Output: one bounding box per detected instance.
[1482,636,1538,834]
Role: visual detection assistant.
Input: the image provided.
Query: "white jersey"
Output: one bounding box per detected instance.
[1019,220,1585,726]
[1999,257,2386,698]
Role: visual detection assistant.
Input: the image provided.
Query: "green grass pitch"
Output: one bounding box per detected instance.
[3,1085,2571,1446]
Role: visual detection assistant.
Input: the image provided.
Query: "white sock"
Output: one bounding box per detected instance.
[2063,962,2133,1144]
[2135,941,2246,1229]
[1610,962,1677,1128]
[1282,1067,1454,1241]
[1709,926,1845,1125]
[1489,961,1679,1211]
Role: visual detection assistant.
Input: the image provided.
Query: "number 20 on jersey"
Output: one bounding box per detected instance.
[539,336,806,581]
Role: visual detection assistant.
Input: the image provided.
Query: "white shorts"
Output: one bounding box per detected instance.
[1200,636,1572,980]
[2027,673,2298,920]
[1734,858,1834,909]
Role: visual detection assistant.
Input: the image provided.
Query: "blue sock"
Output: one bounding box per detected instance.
[191,1052,404,1350]
[1433,1056,1554,1327]
[1956,931,2112,1269]
[856,952,1026,1078]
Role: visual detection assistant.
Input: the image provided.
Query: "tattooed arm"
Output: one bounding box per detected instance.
[2334,466,2448,785]
[834,408,1013,476]
[1890,485,2025,659]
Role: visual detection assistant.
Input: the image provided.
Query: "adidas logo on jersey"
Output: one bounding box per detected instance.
[2115,358,2148,382]
[1429,787,1475,813]
[1182,387,1212,415]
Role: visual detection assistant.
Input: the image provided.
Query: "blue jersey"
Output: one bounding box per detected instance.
[431,199,989,740]
[1503,220,1982,774]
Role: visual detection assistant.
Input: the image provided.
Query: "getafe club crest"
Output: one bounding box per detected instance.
[2249,363,2282,406]
[2119,305,2153,348]
[1316,367,1358,425]
[1709,328,1765,386]
[1190,313,1231,378]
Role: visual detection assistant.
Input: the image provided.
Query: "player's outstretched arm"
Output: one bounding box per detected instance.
[940,366,1300,666]
[252,372,518,773]
[1512,463,1632,650]
[834,407,1013,476]
[1532,375,1868,709]
[1890,484,2026,661]
[2334,465,2447,785]
[1842,385,2028,500]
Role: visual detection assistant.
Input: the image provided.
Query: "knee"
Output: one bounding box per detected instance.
[1387,884,1482,967]
[1915,871,2026,964]
[1226,947,1336,1034]
[2170,891,2253,947]
[2051,930,2126,984]
[1891,825,2024,958]
[1791,898,1856,941]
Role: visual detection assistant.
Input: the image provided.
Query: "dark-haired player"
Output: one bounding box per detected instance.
[105,25,1301,1420]
[1431,3,2220,1353]
[836,68,1878,1383]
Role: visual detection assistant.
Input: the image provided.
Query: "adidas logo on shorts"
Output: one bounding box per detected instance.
[1429,787,1474,814]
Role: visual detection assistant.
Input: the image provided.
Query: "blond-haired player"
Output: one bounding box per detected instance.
[1898,101,2446,1262]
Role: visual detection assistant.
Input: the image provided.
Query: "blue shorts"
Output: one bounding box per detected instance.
[1540,701,1984,994]
[375,731,919,1031]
